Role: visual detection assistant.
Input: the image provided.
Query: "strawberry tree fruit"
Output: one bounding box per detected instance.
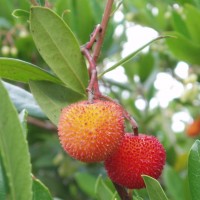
[186,117,200,137]
[58,100,125,162]
[104,133,166,189]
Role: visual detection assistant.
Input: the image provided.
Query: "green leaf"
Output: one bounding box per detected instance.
[12,9,29,19]
[184,4,200,43]
[166,32,200,65]
[171,10,190,38]
[0,156,8,200]
[188,140,200,200]
[98,36,170,78]
[163,165,185,200]
[0,58,62,84]
[142,175,168,200]
[95,175,117,200]
[138,53,155,83]
[0,0,16,22]
[29,80,85,125]
[75,172,96,198]
[123,52,155,84]
[3,81,46,119]
[30,7,89,95]
[19,109,28,137]
[32,178,52,200]
[192,0,200,8]
[88,0,103,22]
[63,0,95,44]
[0,80,32,200]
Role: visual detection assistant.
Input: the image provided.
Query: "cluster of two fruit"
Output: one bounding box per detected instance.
[58,100,166,189]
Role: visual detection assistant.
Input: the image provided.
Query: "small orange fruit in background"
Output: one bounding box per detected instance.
[58,100,124,162]
[186,117,200,137]
[104,133,166,189]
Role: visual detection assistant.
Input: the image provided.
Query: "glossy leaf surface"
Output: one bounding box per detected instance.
[0,58,61,84]
[29,80,85,125]
[143,175,168,200]
[32,178,52,200]
[3,81,46,119]
[0,80,32,200]
[30,7,88,95]
[188,140,200,200]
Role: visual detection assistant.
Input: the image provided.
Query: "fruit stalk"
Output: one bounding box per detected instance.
[98,95,139,135]
[113,182,133,200]
[123,109,139,136]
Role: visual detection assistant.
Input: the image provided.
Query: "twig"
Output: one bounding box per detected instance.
[93,0,114,62]
[27,116,57,132]
[123,110,139,136]
[81,48,102,101]
[81,0,114,101]
[85,24,102,50]
[113,182,133,200]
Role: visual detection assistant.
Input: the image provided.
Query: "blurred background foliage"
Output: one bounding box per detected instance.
[1,0,200,199]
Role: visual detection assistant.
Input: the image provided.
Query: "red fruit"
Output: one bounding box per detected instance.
[104,133,166,189]
[58,100,124,162]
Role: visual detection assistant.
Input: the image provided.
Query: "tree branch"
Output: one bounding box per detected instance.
[93,0,114,62]
[81,48,102,101]
[27,116,57,132]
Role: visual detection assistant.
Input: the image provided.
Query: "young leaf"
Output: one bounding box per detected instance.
[30,7,89,95]
[0,58,62,84]
[0,80,32,200]
[3,81,46,119]
[188,140,200,200]
[142,175,168,200]
[29,80,85,125]
[32,178,52,200]
[98,36,170,78]
[12,9,29,19]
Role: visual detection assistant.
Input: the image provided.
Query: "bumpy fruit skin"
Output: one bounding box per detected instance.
[104,133,166,189]
[58,100,124,163]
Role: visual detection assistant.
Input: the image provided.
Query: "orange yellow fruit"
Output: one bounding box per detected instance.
[186,118,200,137]
[104,133,166,189]
[58,100,124,162]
